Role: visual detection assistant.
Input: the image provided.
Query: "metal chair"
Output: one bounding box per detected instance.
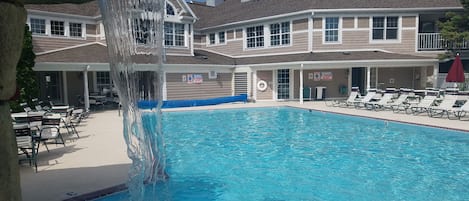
[14,124,39,172]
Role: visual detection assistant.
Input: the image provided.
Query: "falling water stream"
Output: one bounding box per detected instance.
[99,0,166,200]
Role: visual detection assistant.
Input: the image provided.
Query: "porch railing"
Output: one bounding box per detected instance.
[418,33,469,51]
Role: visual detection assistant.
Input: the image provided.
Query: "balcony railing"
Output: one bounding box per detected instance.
[418,33,469,51]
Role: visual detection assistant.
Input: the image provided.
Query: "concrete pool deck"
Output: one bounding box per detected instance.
[19,101,469,201]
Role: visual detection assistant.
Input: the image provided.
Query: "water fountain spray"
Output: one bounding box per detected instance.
[99,0,166,200]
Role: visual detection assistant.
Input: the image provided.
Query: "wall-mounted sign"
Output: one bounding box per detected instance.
[308,73,314,80]
[321,72,333,81]
[193,74,203,84]
[313,72,321,81]
[184,74,203,84]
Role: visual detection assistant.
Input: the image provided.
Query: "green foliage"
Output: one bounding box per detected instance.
[9,25,38,112]
[438,0,469,53]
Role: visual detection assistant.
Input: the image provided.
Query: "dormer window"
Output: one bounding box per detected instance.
[69,22,83,38]
[50,20,65,36]
[166,3,175,15]
[30,18,46,35]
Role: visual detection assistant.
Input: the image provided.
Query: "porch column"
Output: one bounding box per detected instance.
[366,66,371,92]
[300,64,304,104]
[253,71,257,101]
[84,65,90,112]
[62,71,68,105]
[348,67,352,93]
[432,63,439,88]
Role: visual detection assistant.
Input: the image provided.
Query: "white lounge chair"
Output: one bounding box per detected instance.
[326,91,360,107]
[409,95,438,115]
[365,93,395,110]
[386,94,410,112]
[352,91,378,108]
[447,99,469,120]
[427,95,458,118]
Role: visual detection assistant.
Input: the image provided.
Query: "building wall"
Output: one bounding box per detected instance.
[377,67,422,90]
[166,72,232,100]
[256,70,273,100]
[200,17,310,57]
[294,69,349,99]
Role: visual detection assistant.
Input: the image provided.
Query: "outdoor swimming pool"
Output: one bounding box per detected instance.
[96,107,469,201]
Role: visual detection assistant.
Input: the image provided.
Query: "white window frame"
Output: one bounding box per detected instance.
[323,17,341,44]
[370,16,401,43]
[27,15,87,40]
[69,22,84,38]
[50,20,66,37]
[218,31,226,44]
[208,33,216,45]
[164,22,187,47]
[269,21,291,47]
[245,25,265,49]
[30,18,46,35]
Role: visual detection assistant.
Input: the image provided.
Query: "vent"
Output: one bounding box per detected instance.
[234,72,248,95]
[209,70,217,79]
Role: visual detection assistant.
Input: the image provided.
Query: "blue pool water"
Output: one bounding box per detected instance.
[97,107,469,201]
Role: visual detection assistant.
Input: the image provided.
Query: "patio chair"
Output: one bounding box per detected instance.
[427,95,458,118]
[39,113,66,152]
[325,91,360,107]
[14,124,39,172]
[409,95,438,115]
[352,90,378,108]
[447,99,469,120]
[20,102,32,113]
[365,93,395,111]
[386,94,410,112]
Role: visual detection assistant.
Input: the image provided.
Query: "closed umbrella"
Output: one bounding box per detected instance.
[446,54,465,83]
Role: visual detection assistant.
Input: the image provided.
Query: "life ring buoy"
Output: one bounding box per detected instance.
[257,80,268,91]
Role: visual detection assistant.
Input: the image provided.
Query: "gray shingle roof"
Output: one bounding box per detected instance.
[25,1,100,17]
[189,0,463,29]
[35,43,432,66]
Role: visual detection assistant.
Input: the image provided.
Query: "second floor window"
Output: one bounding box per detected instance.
[270,22,290,46]
[50,20,65,36]
[373,16,398,40]
[246,25,264,48]
[164,22,185,47]
[209,33,216,45]
[69,22,83,38]
[218,32,225,43]
[325,17,339,42]
[30,18,46,35]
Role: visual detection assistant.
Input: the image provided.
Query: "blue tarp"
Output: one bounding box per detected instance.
[138,94,248,109]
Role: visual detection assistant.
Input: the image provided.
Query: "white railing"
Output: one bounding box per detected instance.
[418,33,469,51]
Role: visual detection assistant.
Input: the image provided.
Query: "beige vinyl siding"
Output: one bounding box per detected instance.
[194,34,203,43]
[166,73,232,100]
[166,47,191,55]
[32,37,95,53]
[343,17,355,29]
[357,17,369,28]
[227,30,234,40]
[293,69,348,99]
[203,32,308,57]
[293,18,308,31]
[313,30,416,54]
[86,24,97,35]
[402,16,416,28]
[313,18,322,29]
[235,29,243,38]
[256,70,273,100]
[377,67,419,89]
